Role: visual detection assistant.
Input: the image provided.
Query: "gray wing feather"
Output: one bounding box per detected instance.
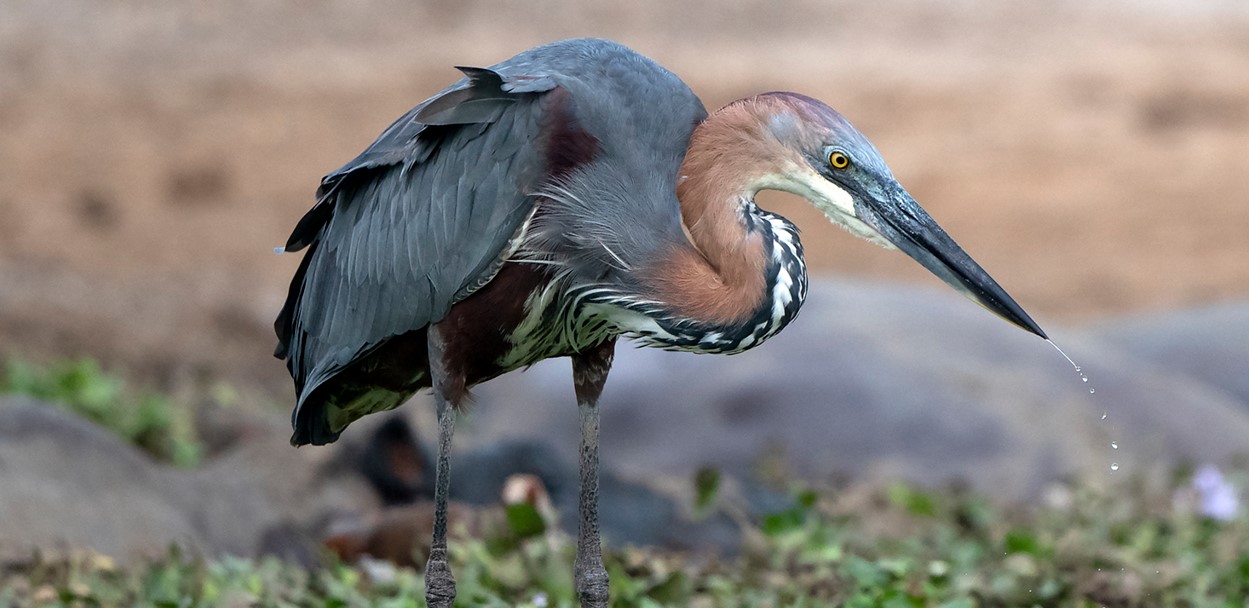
[414,67,520,125]
[276,67,555,412]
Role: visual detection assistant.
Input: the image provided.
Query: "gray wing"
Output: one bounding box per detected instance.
[274,67,556,420]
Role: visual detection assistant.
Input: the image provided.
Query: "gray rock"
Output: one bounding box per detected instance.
[1087,301,1249,407]
[0,397,201,562]
[169,437,376,558]
[0,396,374,562]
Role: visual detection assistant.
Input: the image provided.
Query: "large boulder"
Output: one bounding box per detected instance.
[0,397,200,562]
[1087,301,1249,407]
[0,396,374,563]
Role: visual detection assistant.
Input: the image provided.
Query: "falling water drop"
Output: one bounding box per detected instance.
[1047,340,1117,472]
[1047,340,1096,393]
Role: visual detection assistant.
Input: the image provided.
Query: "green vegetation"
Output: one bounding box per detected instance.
[1,358,202,467]
[2,471,1246,607]
[2,358,1244,605]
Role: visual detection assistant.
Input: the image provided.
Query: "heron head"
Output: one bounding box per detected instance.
[755,92,1046,339]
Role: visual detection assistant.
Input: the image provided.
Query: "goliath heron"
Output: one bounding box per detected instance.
[275,38,1045,607]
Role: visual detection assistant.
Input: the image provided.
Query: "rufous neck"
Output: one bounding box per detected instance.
[675,101,786,275]
[627,101,791,328]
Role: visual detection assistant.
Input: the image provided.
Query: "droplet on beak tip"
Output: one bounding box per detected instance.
[274,246,286,255]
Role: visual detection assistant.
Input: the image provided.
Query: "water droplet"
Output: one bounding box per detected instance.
[1101,412,1108,420]
[1111,442,1118,449]
[1048,340,1096,395]
[1110,463,1120,471]
[1089,388,1096,394]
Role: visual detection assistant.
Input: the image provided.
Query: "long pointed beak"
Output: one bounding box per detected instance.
[856,186,1047,339]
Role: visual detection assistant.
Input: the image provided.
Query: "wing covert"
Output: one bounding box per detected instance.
[275,67,556,420]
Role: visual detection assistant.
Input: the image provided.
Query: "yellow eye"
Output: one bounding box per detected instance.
[829,151,851,169]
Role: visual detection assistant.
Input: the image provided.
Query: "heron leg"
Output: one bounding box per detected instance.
[424,325,461,608]
[572,339,615,608]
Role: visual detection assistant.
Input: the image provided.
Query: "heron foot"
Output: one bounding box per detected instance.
[424,548,456,608]
[574,559,610,608]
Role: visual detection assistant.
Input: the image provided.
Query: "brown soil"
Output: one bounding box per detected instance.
[1,0,1247,392]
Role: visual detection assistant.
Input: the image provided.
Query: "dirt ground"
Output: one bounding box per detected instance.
[1,0,1247,395]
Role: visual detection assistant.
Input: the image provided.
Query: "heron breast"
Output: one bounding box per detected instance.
[494,273,616,371]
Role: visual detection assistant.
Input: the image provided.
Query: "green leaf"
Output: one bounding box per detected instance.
[1,357,204,467]
[844,556,887,588]
[1003,529,1039,555]
[797,488,819,509]
[505,503,546,539]
[647,571,689,604]
[693,467,721,517]
[761,508,805,536]
[887,483,937,517]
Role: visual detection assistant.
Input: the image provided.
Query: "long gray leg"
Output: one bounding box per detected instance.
[425,325,462,608]
[572,339,615,608]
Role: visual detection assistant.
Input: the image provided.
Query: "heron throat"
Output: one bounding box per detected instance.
[588,101,812,354]
[590,198,808,354]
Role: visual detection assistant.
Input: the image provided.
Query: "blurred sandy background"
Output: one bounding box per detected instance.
[1,0,1247,396]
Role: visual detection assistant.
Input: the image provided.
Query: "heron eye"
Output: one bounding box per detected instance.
[829,151,851,169]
